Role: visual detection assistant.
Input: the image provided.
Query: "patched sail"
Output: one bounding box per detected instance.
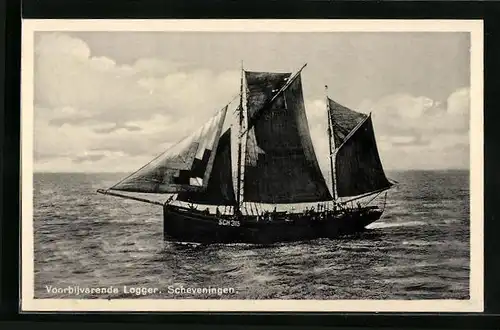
[243,71,332,204]
[110,106,228,194]
[176,128,236,205]
[328,98,392,197]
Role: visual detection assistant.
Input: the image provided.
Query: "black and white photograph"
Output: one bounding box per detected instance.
[21,19,483,312]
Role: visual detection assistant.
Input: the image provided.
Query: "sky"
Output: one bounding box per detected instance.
[33,31,471,173]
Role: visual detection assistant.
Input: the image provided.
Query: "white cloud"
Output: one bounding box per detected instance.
[33,33,471,172]
[303,86,470,172]
[304,99,331,179]
[34,33,242,171]
[447,87,470,115]
[34,105,196,169]
[35,33,239,126]
[356,87,470,170]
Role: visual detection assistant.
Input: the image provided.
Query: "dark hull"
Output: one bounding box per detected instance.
[163,205,383,244]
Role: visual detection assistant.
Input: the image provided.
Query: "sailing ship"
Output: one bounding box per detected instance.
[97,63,395,245]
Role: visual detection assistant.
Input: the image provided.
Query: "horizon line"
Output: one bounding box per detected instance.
[32,168,470,174]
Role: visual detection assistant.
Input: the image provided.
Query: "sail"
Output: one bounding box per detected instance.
[176,128,236,205]
[328,98,368,147]
[110,106,228,194]
[330,103,392,197]
[243,71,332,204]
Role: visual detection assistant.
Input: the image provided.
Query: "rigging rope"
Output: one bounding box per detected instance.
[114,199,160,216]
[363,190,384,207]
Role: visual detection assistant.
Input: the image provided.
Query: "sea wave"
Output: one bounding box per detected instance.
[33,171,470,300]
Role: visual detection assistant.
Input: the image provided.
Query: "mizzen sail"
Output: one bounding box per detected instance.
[176,128,236,205]
[110,106,228,194]
[328,98,392,198]
[243,71,332,204]
[328,98,368,147]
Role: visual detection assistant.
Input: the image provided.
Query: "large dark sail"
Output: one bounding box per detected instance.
[176,128,236,205]
[243,71,332,204]
[110,106,228,194]
[328,98,392,197]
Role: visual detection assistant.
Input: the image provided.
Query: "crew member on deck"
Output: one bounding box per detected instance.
[264,211,271,222]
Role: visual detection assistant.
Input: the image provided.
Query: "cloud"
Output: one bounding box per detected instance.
[33,32,471,172]
[93,123,142,134]
[304,99,332,180]
[356,87,470,169]
[365,87,469,133]
[35,33,239,128]
[34,32,242,172]
[35,107,183,166]
[357,88,469,136]
[73,154,106,164]
[304,86,470,172]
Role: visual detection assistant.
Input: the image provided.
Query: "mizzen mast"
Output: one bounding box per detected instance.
[235,61,245,215]
[325,85,338,202]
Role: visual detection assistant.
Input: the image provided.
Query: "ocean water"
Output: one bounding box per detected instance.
[33,170,470,300]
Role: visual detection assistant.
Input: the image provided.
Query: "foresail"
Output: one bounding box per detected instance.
[334,115,392,197]
[176,128,236,205]
[328,98,368,147]
[243,71,332,204]
[110,106,228,194]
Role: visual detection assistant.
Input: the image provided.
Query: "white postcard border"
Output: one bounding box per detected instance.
[20,19,484,313]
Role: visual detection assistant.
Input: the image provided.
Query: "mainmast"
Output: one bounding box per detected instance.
[325,85,338,201]
[235,62,245,215]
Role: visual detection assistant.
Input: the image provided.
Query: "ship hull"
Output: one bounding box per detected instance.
[163,205,383,245]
